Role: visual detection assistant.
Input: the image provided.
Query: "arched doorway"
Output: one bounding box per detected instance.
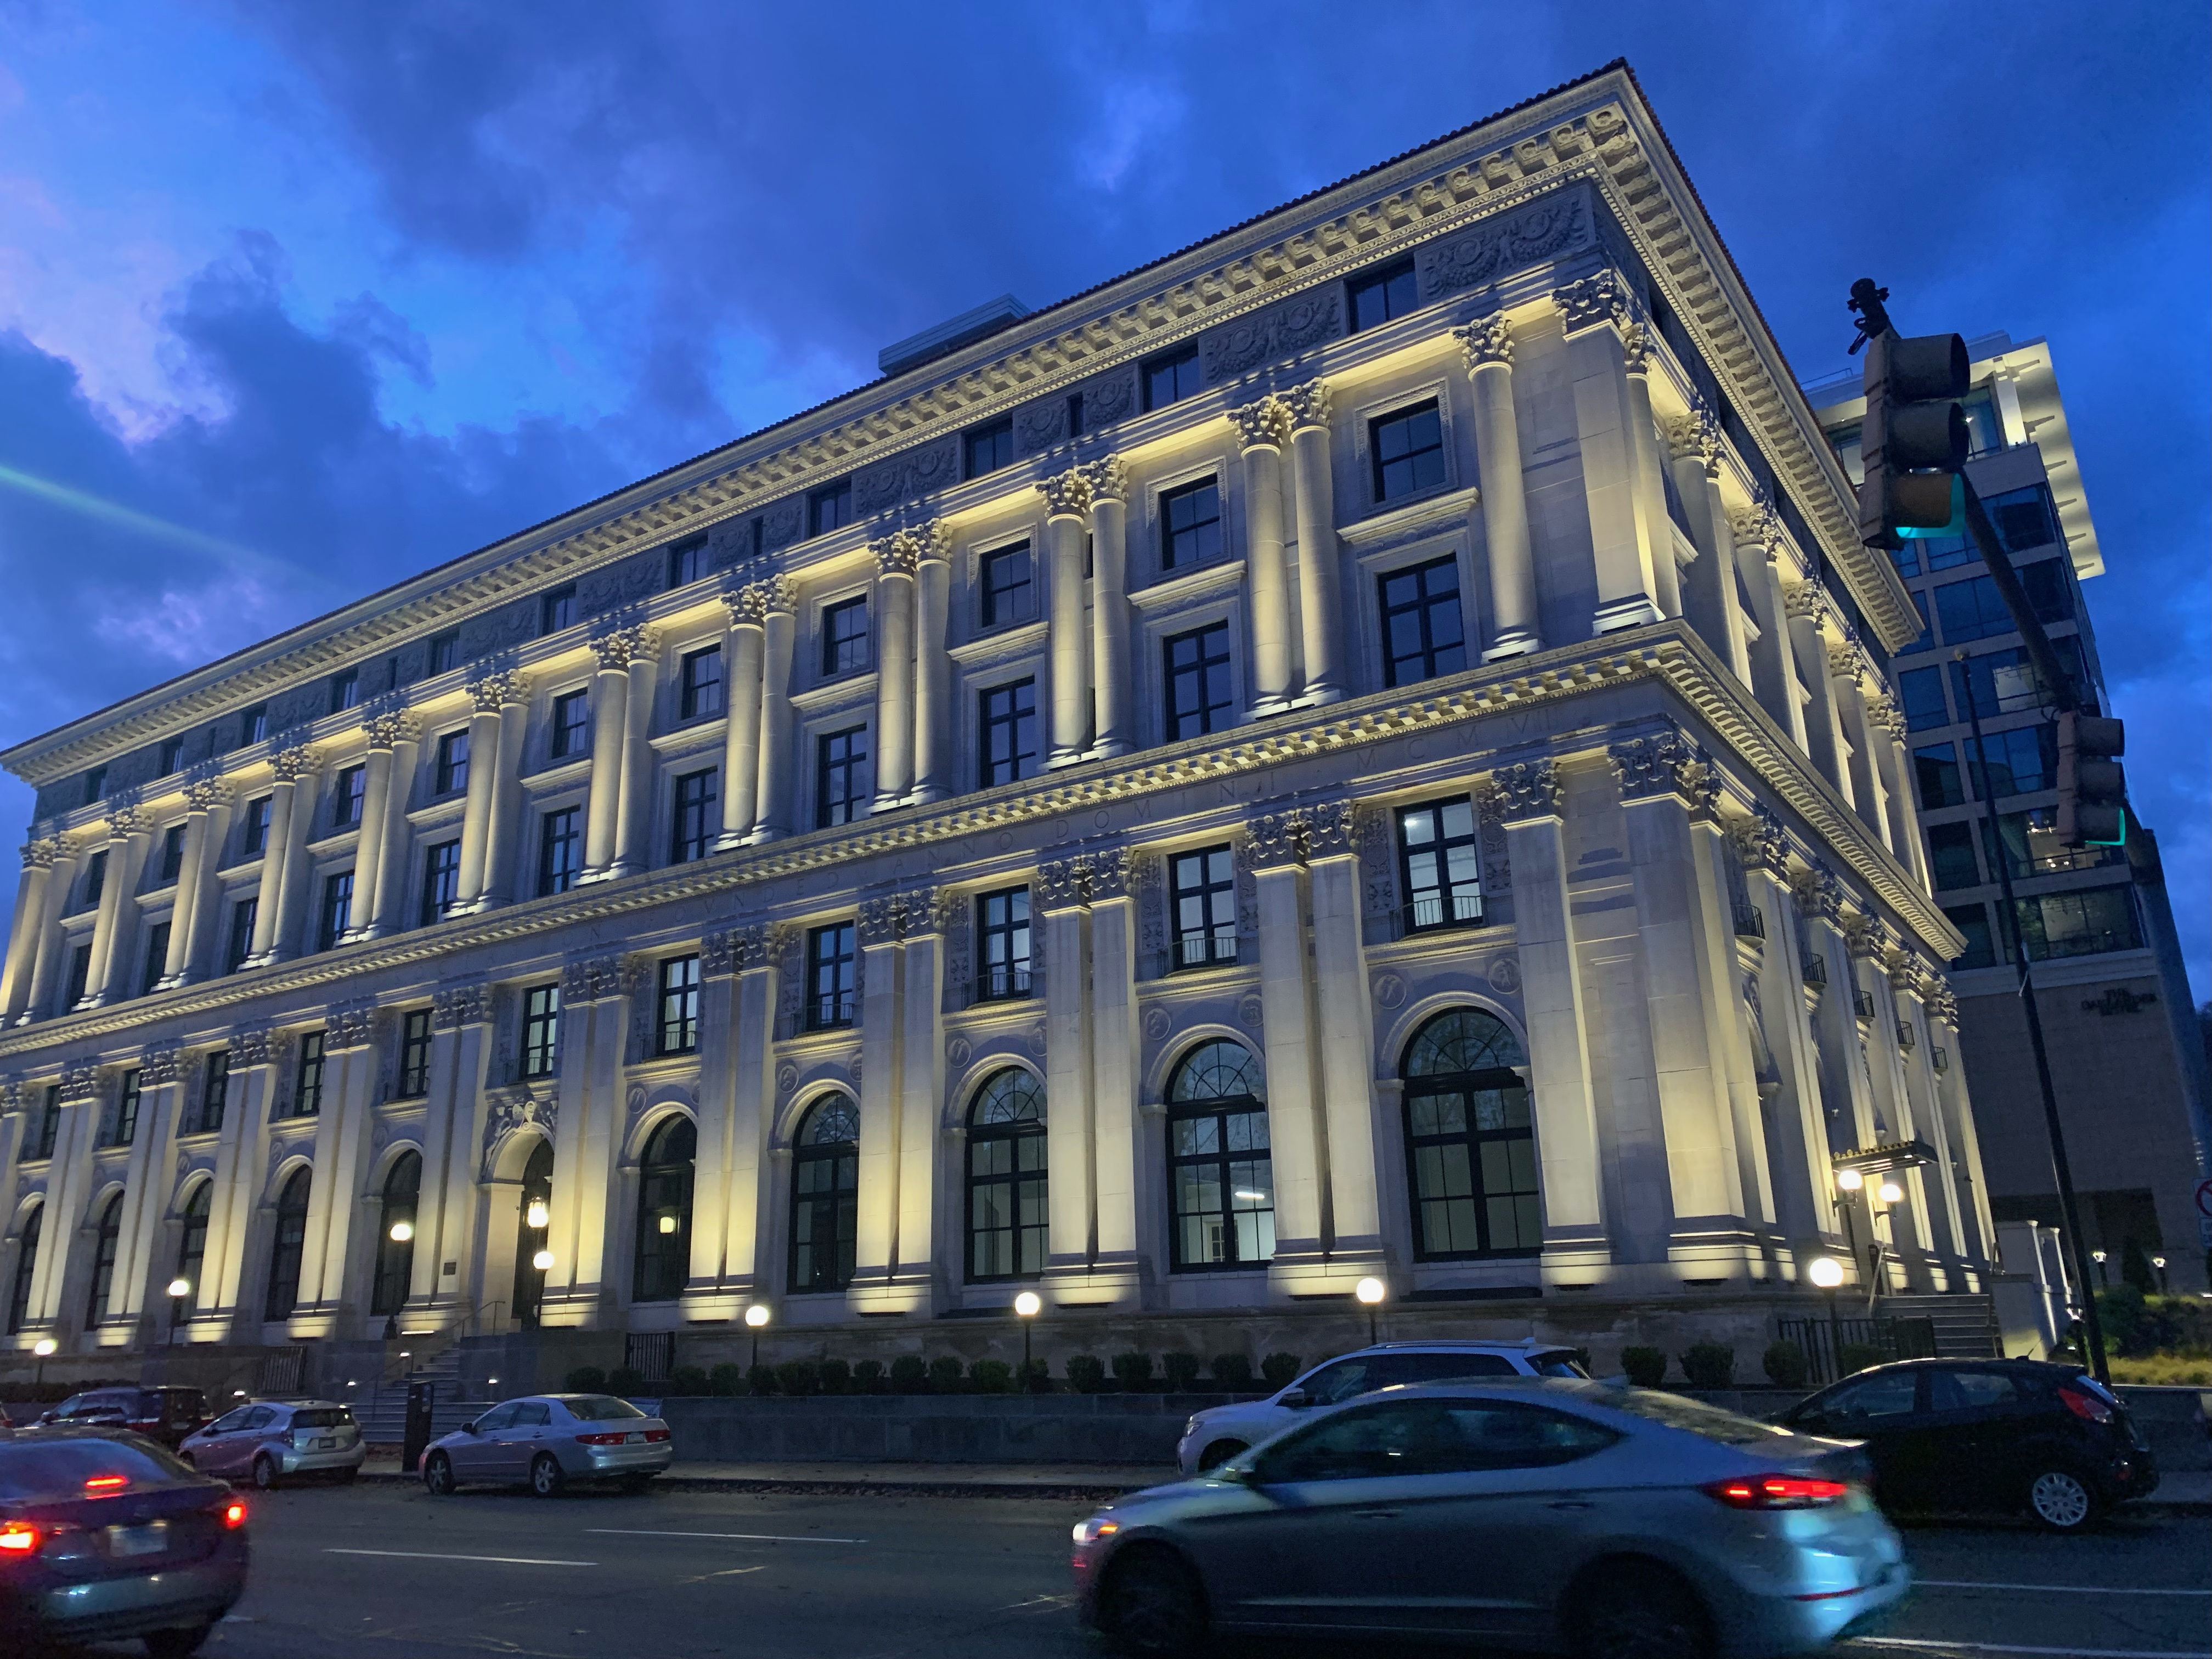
[371,1152,421,1317]
[1400,1007,1540,1259]
[1165,1041,1272,1272]
[633,1117,696,1304]
[788,1096,858,1294]
[512,1140,554,1328]
[264,1167,312,1321]
[966,1069,1046,1282]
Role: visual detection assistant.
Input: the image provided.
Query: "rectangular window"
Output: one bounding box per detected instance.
[2016,885,2140,962]
[397,1009,432,1097]
[1926,822,1980,890]
[82,849,106,907]
[538,807,582,896]
[1985,808,2119,881]
[1897,664,1949,731]
[1397,797,1484,931]
[816,725,871,828]
[1913,743,1964,809]
[82,765,106,805]
[64,942,92,1006]
[667,535,708,589]
[520,983,562,1077]
[435,729,470,795]
[30,1086,61,1160]
[428,630,460,675]
[551,689,590,758]
[226,899,258,973]
[1378,555,1468,687]
[1370,399,1446,501]
[1159,477,1222,570]
[806,923,857,1029]
[540,585,578,635]
[1942,903,1997,970]
[1169,844,1238,970]
[679,645,724,719]
[672,768,719,864]
[821,595,870,676]
[319,871,354,950]
[978,679,1039,787]
[964,416,1014,480]
[159,822,187,883]
[808,478,853,537]
[979,543,1034,628]
[2018,558,2074,624]
[1933,575,2015,644]
[1142,344,1201,412]
[1163,622,1234,741]
[1985,484,2058,553]
[241,704,268,747]
[330,668,360,714]
[420,839,461,925]
[1066,391,1085,439]
[1348,256,1417,333]
[242,795,274,856]
[1972,724,2057,797]
[112,1070,142,1147]
[1956,648,2050,721]
[975,887,1032,1000]
[140,922,170,997]
[293,1031,326,1118]
[197,1052,230,1136]
[158,737,185,776]
[334,764,366,828]
[657,955,701,1054]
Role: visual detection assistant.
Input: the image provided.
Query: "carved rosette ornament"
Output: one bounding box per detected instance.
[1229,396,1293,453]
[1488,760,1564,823]
[1035,857,1085,911]
[1609,727,1721,815]
[588,624,657,672]
[1035,470,1092,521]
[1279,380,1331,432]
[1453,314,1515,371]
[1727,806,1791,877]
[1077,455,1130,505]
[432,982,493,1029]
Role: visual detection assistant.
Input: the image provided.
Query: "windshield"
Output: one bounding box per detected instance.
[291,1408,351,1429]
[1530,1351,1590,1378]
[1586,1387,1794,1446]
[564,1396,646,1421]
[0,1437,198,1500]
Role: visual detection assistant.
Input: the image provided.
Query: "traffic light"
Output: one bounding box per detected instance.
[1850,279,1970,549]
[2055,710,2127,847]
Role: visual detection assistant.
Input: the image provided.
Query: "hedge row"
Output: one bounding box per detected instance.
[566,1351,1305,1398]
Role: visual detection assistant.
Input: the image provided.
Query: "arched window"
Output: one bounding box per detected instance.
[264,1167,312,1321]
[7,1204,41,1335]
[512,1140,554,1329]
[966,1069,1046,1282]
[1401,1008,1540,1259]
[1166,1041,1273,1272]
[371,1152,421,1316]
[172,1183,211,1324]
[633,1117,696,1304]
[789,1096,859,1294]
[85,1192,125,1327]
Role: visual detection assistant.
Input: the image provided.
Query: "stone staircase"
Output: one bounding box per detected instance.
[1876,1293,2003,1358]
[347,1343,493,1448]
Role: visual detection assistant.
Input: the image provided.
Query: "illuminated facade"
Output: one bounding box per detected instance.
[0,66,1995,1374]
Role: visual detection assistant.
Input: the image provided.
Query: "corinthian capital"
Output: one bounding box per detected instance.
[1726,501,1781,550]
[904,520,953,566]
[1454,314,1515,370]
[1488,759,1563,823]
[1036,469,1092,520]
[1229,396,1291,453]
[1077,455,1130,504]
[272,744,321,783]
[589,625,657,671]
[1660,408,1721,473]
[1609,725,1720,814]
[871,534,919,579]
[1551,270,1634,337]
[1279,380,1331,432]
[184,777,232,812]
[1826,640,1864,685]
[1780,579,1828,623]
[468,669,528,712]
[21,838,61,872]
[364,709,417,749]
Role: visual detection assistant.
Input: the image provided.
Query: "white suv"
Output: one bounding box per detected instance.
[1173,1339,1589,1474]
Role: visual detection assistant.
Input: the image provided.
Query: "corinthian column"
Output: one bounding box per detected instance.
[347,718,399,935]
[1728,505,1812,753]
[613,631,661,876]
[478,674,531,909]
[1,839,60,1022]
[1553,273,1665,635]
[1829,642,1891,851]
[1455,315,1540,659]
[870,534,919,810]
[1232,397,1295,715]
[1662,408,1752,686]
[910,523,955,799]
[454,674,510,907]
[1783,584,1853,803]
[1038,470,1093,766]
[1281,383,1345,702]
[1620,325,1683,622]
[581,627,650,879]
[1081,461,1136,754]
[752,579,799,840]
[83,806,144,1006]
[20,842,77,1022]
[158,780,226,985]
[717,585,768,846]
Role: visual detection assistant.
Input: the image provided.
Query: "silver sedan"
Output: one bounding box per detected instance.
[1072,1380,1909,1659]
[422,1394,673,1497]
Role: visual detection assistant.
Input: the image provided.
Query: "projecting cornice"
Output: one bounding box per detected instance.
[3,63,1907,789]
[0,620,1957,1061]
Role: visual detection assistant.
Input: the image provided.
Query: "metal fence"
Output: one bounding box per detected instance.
[625,1332,676,1385]
[257,1346,306,1396]
[1774,1314,1937,1386]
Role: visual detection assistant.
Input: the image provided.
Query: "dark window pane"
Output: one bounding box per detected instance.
[964,417,1014,480]
[979,679,1039,787]
[1912,743,1963,809]
[668,537,708,589]
[540,585,577,635]
[1142,345,1200,412]
[1348,257,1418,333]
[1168,844,1238,970]
[538,808,581,896]
[1378,556,1466,687]
[671,769,718,864]
[980,543,1034,628]
[822,596,870,676]
[816,726,871,827]
[1898,665,1949,730]
[1163,623,1234,741]
[552,690,591,758]
[680,646,724,719]
[1371,400,1446,501]
[809,478,853,537]
[1160,478,1222,570]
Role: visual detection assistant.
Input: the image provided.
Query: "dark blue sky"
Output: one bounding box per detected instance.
[1,2,2203,994]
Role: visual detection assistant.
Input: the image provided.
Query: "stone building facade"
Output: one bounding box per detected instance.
[0,66,1994,1378]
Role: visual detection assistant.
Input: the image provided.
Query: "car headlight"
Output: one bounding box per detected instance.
[1183,1417,1202,1436]
[1071,1516,1121,1547]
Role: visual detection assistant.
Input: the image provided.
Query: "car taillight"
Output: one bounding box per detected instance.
[575,1431,629,1446]
[127,1418,162,1431]
[0,1521,40,1555]
[1704,1475,1852,1510]
[2059,1385,2113,1424]
[222,1500,247,1530]
[643,1429,671,1443]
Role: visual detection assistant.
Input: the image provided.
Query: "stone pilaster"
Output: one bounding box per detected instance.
[1232,398,1296,714]
[1456,316,1541,659]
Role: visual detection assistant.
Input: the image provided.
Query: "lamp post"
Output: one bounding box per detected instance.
[2090,1249,2109,1289]
[2152,1255,2169,1295]
[1833,1168,1872,1309]
[1013,1291,1042,1387]
[1807,1256,1846,1383]
[32,1336,57,1389]
[166,1276,191,1336]
[745,1302,771,1370]
[1355,1277,1386,1347]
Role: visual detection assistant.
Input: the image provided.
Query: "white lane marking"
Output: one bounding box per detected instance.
[586,1526,865,1545]
[1852,1641,2212,1658]
[1918,1580,2212,1598]
[325,1548,597,1567]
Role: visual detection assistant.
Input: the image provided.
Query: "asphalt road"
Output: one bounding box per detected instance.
[63,1481,2212,1659]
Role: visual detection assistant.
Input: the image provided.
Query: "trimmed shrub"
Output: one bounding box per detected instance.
[1761,1340,1808,1390]
[1259,1352,1302,1389]
[889,1356,928,1394]
[1208,1353,1254,1388]
[564,1366,608,1393]
[746,1363,777,1396]
[1680,1342,1735,1390]
[775,1359,821,1397]
[1620,1346,1667,1388]
[1837,1342,1888,1376]
[928,1356,967,1395]
[969,1359,1013,1394]
[708,1363,745,1397]
[665,1365,710,1397]
[606,1365,647,1396]
[1110,1351,1155,1391]
[1065,1355,1107,1394]
[2120,1238,2157,1296]
[1161,1351,1201,1391]
[851,1359,884,1393]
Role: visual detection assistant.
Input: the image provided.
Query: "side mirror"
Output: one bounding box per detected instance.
[1212,1461,1254,1485]
[38,1412,58,1426]
[1278,1389,1313,1410]
[462,1420,479,1436]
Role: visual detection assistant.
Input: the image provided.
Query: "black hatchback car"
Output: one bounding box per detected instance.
[38,1387,212,1450]
[1778,1358,2155,1531]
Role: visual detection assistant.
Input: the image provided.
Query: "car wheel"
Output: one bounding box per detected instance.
[1099,1546,1207,1659]
[250,1454,279,1491]
[143,1623,216,1658]
[529,1452,565,1498]
[2026,1467,2101,1532]
[1570,1560,1713,1659]
[1195,1440,1248,1472]
[423,1451,455,1497]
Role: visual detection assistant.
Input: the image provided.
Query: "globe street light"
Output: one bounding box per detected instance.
[1013,1290,1042,1386]
[1807,1256,1846,1381]
[388,1220,414,1243]
[745,1302,771,1369]
[1355,1277,1387,1346]
[32,1336,57,1388]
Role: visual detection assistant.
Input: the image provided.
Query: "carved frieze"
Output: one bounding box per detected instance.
[1419,187,1588,298]
[1202,287,1341,382]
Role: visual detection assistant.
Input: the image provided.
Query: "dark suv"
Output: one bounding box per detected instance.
[38,1389,211,1451]
[1778,1358,2155,1530]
